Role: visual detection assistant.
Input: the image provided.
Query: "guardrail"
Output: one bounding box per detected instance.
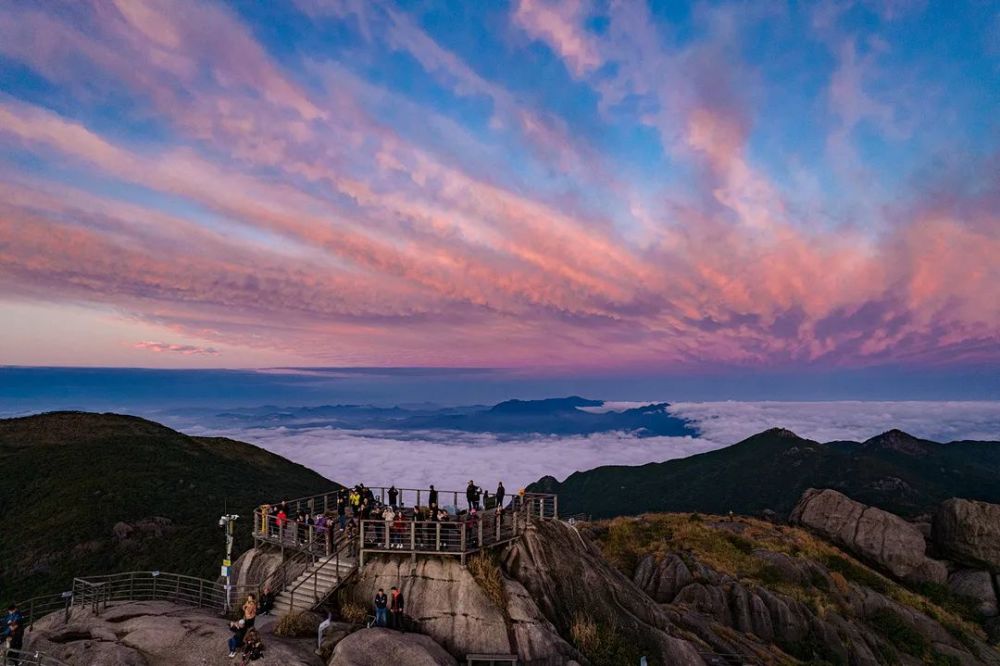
[285,532,358,612]
[0,649,69,666]
[15,592,74,630]
[71,571,256,617]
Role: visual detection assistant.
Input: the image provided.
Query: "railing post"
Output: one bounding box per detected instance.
[199,579,204,608]
[410,522,416,552]
[152,574,157,601]
[130,572,134,601]
[435,522,442,552]
[553,495,558,519]
[416,490,421,507]
[478,518,483,549]
[460,522,467,565]
[453,491,458,508]
[513,511,519,536]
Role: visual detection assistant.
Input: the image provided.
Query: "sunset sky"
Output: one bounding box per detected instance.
[0,0,997,375]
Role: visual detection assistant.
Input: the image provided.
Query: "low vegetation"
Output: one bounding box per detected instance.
[569,612,647,666]
[588,512,987,645]
[468,552,509,618]
[0,412,339,603]
[274,611,322,637]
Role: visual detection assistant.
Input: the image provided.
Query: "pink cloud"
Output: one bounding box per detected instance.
[134,341,221,356]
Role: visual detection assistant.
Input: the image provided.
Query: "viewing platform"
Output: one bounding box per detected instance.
[248,485,558,615]
[252,485,559,565]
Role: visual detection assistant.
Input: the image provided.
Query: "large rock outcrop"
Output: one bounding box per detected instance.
[948,570,1000,617]
[791,488,947,584]
[349,554,578,664]
[328,628,456,666]
[502,518,709,665]
[631,549,1000,665]
[24,600,322,665]
[935,499,1000,570]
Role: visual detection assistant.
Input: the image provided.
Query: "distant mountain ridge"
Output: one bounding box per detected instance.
[531,427,1000,519]
[185,396,698,438]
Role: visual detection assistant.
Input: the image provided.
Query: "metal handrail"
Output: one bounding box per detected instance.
[286,533,358,613]
[14,592,74,630]
[70,571,257,616]
[0,649,70,666]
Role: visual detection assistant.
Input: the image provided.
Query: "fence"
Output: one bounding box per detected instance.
[15,592,74,630]
[0,649,69,666]
[70,571,257,617]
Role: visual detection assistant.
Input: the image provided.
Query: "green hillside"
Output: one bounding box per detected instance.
[0,411,339,603]
[533,428,1000,520]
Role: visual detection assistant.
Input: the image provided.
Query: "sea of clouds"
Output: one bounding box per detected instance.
[180,401,1000,494]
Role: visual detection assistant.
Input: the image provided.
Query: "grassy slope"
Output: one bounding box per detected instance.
[534,428,1000,519]
[588,513,990,657]
[0,411,340,602]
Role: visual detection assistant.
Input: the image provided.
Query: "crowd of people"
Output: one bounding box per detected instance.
[258,481,525,553]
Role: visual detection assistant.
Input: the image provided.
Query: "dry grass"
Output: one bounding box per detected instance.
[468,552,509,616]
[336,589,368,624]
[591,512,987,642]
[569,612,600,653]
[274,611,321,637]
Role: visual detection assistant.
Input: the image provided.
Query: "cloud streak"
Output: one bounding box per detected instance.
[0,0,995,371]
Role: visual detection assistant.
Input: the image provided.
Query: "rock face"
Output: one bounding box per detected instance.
[230,546,308,593]
[935,499,1000,570]
[349,554,578,664]
[328,628,457,666]
[24,600,322,665]
[502,519,709,665]
[791,488,947,584]
[948,570,1000,617]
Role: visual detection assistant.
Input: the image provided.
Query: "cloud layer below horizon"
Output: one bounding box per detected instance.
[0,0,997,371]
[180,400,1000,492]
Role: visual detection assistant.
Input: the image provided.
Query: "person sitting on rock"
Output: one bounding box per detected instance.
[389,586,405,631]
[374,588,388,627]
[227,617,247,658]
[240,628,264,664]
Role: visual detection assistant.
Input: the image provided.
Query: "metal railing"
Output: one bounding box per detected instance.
[253,486,557,566]
[0,649,69,666]
[15,592,74,630]
[285,532,358,613]
[70,571,256,616]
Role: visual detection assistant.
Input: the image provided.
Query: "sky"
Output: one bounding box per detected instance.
[0,0,998,383]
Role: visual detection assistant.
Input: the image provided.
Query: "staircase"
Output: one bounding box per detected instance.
[272,554,357,616]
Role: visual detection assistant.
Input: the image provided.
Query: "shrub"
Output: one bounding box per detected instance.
[274,611,321,637]
[821,554,889,594]
[569,613,648,666]
[725,533,755,555]
[868,608,928,657]
[336,589,368,625]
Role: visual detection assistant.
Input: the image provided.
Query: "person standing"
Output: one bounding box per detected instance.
[6,619,23,665]
[388,485,399,509]
[428,485,439,511]
[466,481,476,511]
[389,586,405,631]
[374,588,388,627]
[242,594,258,629]
[496,482,505,510]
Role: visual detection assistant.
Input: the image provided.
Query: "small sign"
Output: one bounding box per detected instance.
[222,558,232,567]
[220,566,230,577]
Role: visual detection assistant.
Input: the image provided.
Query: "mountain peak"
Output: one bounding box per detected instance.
[863,429,934,455]
[488,396,602,414]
